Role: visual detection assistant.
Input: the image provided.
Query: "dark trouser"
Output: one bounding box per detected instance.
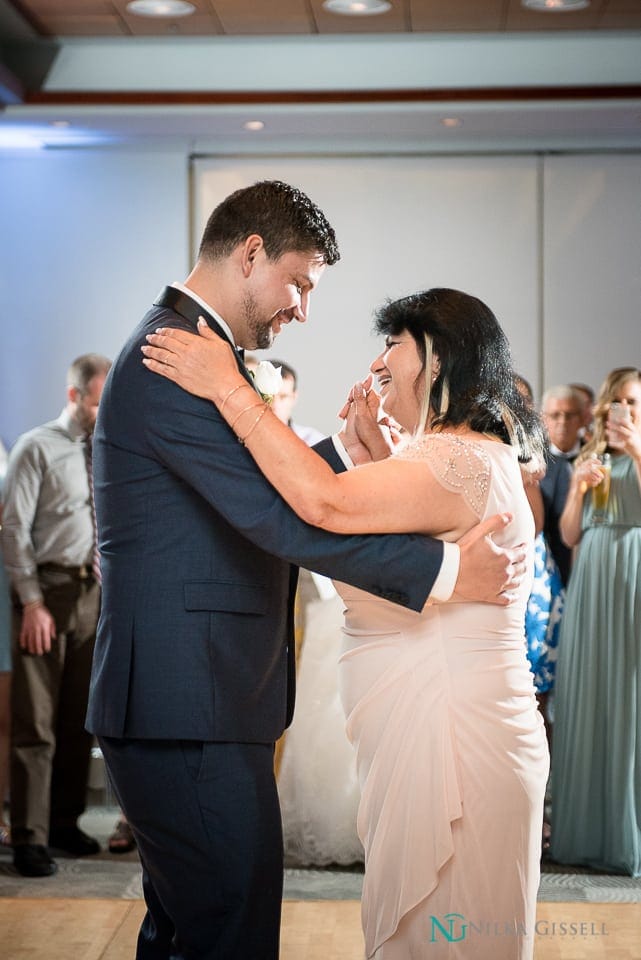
[99,737,283,960]
[10,568,99,846]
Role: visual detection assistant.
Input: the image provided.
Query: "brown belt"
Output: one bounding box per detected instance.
[38,562,93,581]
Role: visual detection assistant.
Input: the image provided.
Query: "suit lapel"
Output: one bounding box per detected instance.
[153,286,254,387]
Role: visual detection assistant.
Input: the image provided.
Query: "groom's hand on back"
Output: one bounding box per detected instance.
[452,513,527,605]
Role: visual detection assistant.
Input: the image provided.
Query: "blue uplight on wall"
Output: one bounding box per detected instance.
[0,129,44,150]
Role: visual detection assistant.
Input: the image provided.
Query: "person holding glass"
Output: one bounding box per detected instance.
[0,439,11,847]
[550,366,641,875]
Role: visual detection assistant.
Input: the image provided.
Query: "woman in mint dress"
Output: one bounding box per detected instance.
[551,367,641,875]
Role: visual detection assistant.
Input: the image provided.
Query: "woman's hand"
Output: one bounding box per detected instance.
[607,414,641,461]
[572,455,608,495]
[338,376,394,464]
[141,318,244,403]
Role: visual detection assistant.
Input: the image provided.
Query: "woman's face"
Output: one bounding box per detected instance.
[611,378,641,431]
[369,329,425,432]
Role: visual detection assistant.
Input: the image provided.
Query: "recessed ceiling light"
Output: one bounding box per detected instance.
[441,117,462,128]
[244,120,265,131]
[522,0,590,11]
[323,0,392,16]
[126,0,196,17]
[50,120,71,128]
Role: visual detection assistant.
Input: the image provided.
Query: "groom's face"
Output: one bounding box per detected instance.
[238,248,326,350]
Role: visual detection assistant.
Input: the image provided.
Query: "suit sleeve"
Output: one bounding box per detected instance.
[312,436,348,474]
[138,362,444,612]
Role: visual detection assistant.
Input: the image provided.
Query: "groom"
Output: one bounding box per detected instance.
[87,180,523,960]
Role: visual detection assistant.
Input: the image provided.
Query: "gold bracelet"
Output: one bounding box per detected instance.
[239,404,269,445]
[229,402,264,434]
[220,383,251,415]
[22,599,43,612]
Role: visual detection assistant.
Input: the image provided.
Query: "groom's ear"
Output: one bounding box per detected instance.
[240,234,264,277]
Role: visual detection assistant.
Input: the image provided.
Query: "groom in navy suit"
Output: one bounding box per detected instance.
[87,180,521,960]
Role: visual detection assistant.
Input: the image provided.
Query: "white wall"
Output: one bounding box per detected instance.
[193,152,641,436]
[543,153,641,391]
[0,149,189,446]
[193,155,540,437]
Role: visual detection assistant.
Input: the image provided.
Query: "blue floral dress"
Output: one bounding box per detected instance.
[524,532,565,693]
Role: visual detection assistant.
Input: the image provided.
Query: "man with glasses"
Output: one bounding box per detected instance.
[540,385,586,586]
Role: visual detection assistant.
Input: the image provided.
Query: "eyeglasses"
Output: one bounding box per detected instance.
[542,411,581,421]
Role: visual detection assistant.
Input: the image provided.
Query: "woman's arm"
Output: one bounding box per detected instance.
[142,323,477,538]
[522,475,544,536]
[559,457,605,547]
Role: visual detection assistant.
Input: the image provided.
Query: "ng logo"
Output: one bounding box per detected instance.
[429,913,468,943]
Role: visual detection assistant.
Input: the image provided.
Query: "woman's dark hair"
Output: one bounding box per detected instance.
[373,287,547,466]
[198,180,340,266]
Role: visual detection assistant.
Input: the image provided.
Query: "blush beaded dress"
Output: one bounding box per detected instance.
[335,433,549,959]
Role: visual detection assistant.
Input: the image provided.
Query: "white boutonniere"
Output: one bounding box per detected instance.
[251,361,282,404]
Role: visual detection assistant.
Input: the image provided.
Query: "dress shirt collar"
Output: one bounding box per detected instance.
[550,441,582,460]
[171,282,236,348]
[57,408,89,443]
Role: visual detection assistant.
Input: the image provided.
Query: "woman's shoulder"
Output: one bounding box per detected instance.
[394,430,498,464]
[395,431,494,518]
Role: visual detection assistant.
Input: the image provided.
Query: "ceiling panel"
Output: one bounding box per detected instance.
[410,0,505,32]
[12,0,641,39]
[212,0,315,35]
[36,14,127,36]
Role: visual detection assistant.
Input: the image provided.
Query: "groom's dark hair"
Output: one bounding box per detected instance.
[198,180,340,266]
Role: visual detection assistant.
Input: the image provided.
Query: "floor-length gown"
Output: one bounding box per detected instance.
[335,434,549,959]
[278,584,363,866]
[551,452,641,875]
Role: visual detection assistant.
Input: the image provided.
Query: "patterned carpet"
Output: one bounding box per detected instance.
[1,806,640,902]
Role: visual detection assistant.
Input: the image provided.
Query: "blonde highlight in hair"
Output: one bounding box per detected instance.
[439,378,450,418]
[416,333,450,436]
[415,333,434,436]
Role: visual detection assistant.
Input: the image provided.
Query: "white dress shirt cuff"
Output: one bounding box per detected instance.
[430,542,460,602]
[331,433,459,603]
[331,434,355,471]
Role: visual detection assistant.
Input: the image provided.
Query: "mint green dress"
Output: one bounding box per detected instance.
[551,452,641,875]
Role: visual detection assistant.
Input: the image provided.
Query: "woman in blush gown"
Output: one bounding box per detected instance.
[143,288,550,959]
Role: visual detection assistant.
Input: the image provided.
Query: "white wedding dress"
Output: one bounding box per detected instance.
[278,579,364,866]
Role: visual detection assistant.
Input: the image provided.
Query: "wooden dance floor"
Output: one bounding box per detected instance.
[2,899,640,959]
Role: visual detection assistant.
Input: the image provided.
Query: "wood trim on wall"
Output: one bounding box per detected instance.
[25,85,641,106]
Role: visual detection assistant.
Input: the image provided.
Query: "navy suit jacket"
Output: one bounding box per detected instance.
[540,453,574,587]
[86,288,444,744]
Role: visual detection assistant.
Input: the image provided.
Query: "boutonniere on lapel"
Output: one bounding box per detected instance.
[250,361,282,404]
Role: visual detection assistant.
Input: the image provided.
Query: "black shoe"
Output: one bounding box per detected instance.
[14,844,58,877]
[49,826,100,856]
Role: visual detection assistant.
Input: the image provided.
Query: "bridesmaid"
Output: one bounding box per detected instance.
[551,367,641,875]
